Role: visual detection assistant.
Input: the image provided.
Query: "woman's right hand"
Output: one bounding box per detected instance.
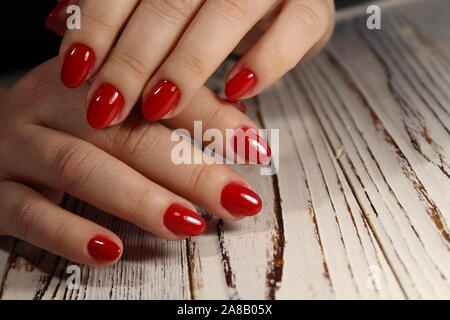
[0,57,268,266]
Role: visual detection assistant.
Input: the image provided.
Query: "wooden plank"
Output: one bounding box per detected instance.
[0,0,448,299]
[254,0,449,299]
[258,81,403,299]
[187,104,282,300]
[1,197,190,300]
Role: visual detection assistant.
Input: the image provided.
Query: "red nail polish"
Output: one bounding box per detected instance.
[232,127,271,164]
[142,80,180,122]
[225,68,257,101]
[61,43,95,88]
[87,84,124,130]
[87,236,121,262]
[221,183,262,216]
[45,0,73,36]
[164,204,206,237]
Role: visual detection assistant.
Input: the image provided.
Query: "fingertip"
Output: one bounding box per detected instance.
[87,83,125,130]
[225,68,258,101]
[86,235,123,265]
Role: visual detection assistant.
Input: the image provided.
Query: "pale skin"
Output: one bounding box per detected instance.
[0,1,335,267]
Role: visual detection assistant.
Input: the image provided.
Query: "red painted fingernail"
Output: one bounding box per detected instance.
[221,183,262,216]
[232,127,271,164]
[87,236,121,262]
[45,0,73,36]
[87,84,124,130]
[142,80,180,122]
[61,43,95,88]
[225,68,257,101]
[164,204,206,237]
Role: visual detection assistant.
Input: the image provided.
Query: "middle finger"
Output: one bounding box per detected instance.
[86,0,205,129]
[141,0,277,122]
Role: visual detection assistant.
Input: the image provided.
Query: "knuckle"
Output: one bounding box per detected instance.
[110,48,148,79]
[113,118,163,159]
[173,50,207,77]
[12,200,41,239]
[161,0,193,16]
[127,185,156,226]
[213,0,250,22]
[294,2,326,35]
[141,0,191,25]
[52,141,98,191]
[201,102,228,130]
[7,68,61,119]
[81,7,114,32]
[186,164,214,193]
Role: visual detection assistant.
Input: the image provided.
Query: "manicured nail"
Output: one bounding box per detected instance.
[45,0,72,36]
[142,80,180,122]
[232,127,271,164]
[225,68,257,101]
[164,204,206,237]
[87,236,121,262]
[221,183,262,216]
[61,43,95,88]
[87,84,124,130]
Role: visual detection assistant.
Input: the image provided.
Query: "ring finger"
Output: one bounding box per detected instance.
[84,0,206,129]
[8,125,206,240]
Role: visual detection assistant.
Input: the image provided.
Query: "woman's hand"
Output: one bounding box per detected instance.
[47,0,335,128]
[0,58,267,266]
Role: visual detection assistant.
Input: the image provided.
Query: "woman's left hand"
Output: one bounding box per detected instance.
[47,0,335,128]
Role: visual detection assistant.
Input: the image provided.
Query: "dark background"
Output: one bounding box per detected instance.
[0,0,370,74]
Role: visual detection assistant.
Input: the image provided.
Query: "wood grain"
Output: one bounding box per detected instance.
[0,0,448,299]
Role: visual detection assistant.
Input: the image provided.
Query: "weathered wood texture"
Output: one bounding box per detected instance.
[0,0,448,299]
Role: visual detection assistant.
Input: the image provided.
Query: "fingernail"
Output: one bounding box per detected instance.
[164,204,206,237]
[87,236,121,262]
[225,68,257,101]
[142,80,180,122]
[232,127,271,164]
[45,0,71,36]
[221,183,262,216]
[231,100,247,113]
[61,43,95,88]
[87,84,124,130]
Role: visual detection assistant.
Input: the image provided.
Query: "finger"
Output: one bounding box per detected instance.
[37,108,263,220]
[301,0,335,61]
[23,59,264,220]
[73,112,263,220]
[0,180,122,266]
[141,0,277,121]
[164,86,271,164]
[45,0,79,37]
[224,0,333,101]
[85,0,205,129]
[59,0,139,88]
[10,126,206,240]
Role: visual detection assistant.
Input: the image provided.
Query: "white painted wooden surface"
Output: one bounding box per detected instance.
[0,0,449,299]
